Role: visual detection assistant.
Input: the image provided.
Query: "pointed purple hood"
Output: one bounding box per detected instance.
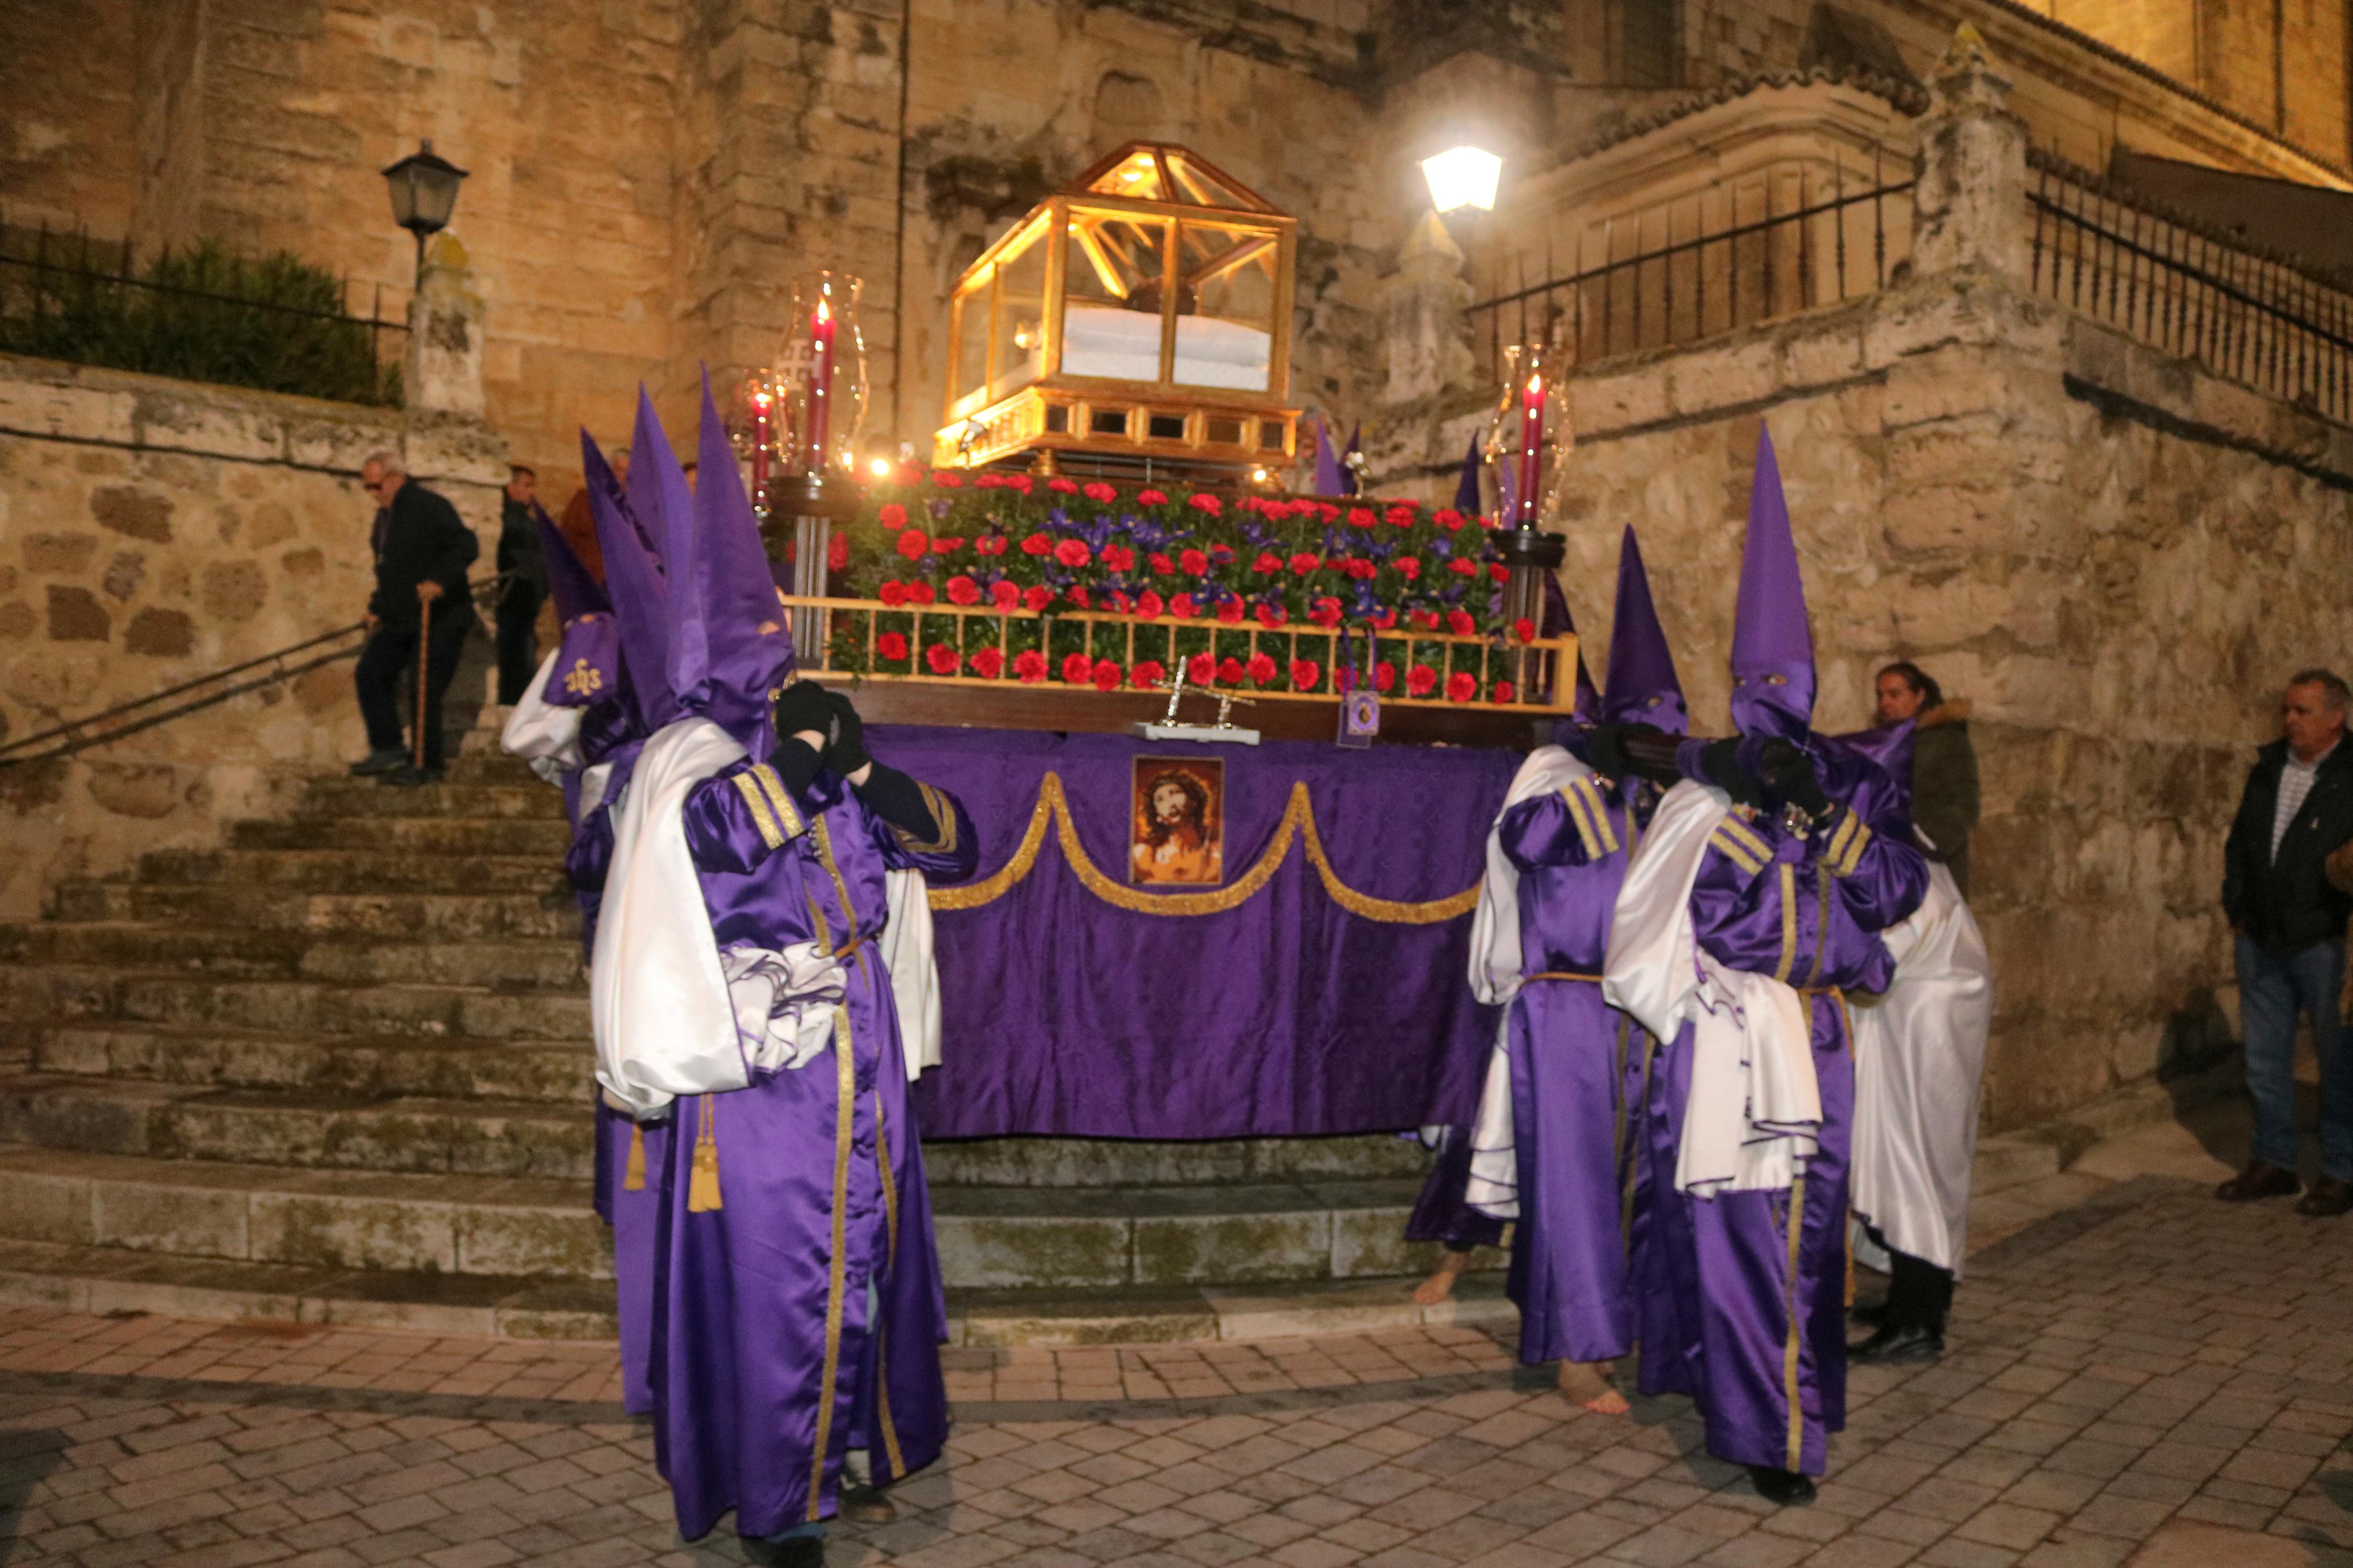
[587,424,676,729]
[1536,575,1600,736]
[1603,528,1685,734]
[1312,418,1346,496]
[533,499,621,710]
[1451,433,1482,516]
[1728,425,1815,741]
[680,372,796,758]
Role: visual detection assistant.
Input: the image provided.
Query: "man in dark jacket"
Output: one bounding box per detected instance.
[494,464,547,705]
[2220,667,2353,1217]
[1876,662,1981,894]
[350,449,480,785]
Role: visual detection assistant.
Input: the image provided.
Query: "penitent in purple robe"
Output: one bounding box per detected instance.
[1495,771,1665,1364]
[1629,742,1923,1474]
[654,760,977,1542]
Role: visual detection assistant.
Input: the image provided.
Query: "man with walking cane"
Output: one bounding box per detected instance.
[350,447,479,787]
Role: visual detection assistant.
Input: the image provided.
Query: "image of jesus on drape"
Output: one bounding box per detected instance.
[650,759,977,1541]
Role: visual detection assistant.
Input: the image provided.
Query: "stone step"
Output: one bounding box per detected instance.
[115,883,580,940]
[441,753,549,787]
[300,777,567,821]
[5,966,589,1040]
[0,921,313,978]
[137,847,565,895]
[0,1147,606,1279]
[29,1022,594,1103]
[0,1075,597,1180]
[922,1133,1428,1187]
[948,1275,1513,1349]
[232,816,576,856]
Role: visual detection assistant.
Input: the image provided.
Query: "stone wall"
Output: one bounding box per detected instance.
[0,354,507,920]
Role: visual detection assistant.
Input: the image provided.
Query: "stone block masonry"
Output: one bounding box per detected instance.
[0,353,508,922]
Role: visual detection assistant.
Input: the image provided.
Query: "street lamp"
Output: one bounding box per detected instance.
[381,138,469,275]
[1419,145,1502,214]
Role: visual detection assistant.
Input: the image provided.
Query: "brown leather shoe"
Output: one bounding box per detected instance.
[2216,1162,2301,1201]
[2296,1176,2353,1217]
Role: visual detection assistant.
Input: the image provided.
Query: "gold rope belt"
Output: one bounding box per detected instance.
[1526,970,1605,983]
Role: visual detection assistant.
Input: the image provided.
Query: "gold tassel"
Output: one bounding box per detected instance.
[687,1097,723,1213]
[623,1122,647,1192]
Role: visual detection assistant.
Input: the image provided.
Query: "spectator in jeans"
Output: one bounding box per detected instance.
[350,449,480,787]
[494,464,548,705]
[1876,662,1981,895]
[2220,668,2353,1217]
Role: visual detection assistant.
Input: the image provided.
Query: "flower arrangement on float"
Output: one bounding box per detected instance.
[786,468,1561,710]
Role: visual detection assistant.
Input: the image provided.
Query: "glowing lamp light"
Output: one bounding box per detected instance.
[1420,145,1503,214]
[869,457,893,477]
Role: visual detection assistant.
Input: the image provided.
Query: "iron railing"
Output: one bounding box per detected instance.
[2027,151,2353,426]
[0,573,513,769]
[0,219,407,407]
[1467,152,1918,376]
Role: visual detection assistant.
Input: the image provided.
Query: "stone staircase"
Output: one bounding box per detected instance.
[0,749,1498,1346]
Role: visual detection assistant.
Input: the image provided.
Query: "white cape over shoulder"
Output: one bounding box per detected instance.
[591,718,843,1119]
[1603,779,1821,1197]
[883,867,941,1082]
[1464,745,1597,1219]
[1849,860,1990,1273]
[499,648,581,785]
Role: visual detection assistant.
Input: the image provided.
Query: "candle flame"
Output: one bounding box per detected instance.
[815,298,831,325]
[1526,372,1543,396]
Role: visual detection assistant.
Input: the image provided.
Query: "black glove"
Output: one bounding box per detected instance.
[822,689,871,778]
[771,679,833,745]
[1697,737,1766,807]
[1588,722,1680,786]
[1755,738,1830,819]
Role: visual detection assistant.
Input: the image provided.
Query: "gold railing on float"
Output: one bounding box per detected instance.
[782,595,1576,714]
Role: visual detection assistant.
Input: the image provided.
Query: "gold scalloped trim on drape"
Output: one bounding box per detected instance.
[927,770,1478,924]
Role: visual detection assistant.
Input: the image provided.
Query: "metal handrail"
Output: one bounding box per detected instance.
[0,571,515,769]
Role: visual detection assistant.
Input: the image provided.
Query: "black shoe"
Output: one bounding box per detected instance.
[1849,1322,1944,1365]
[349,748,408,777]
[741,1533,824,1567]
[378,765,443,788]
[1748,1466,1816,1506]
[2297,1176,2353,1217]
[2216,1161,2301,1201]
[1850,1297,1890,1328]
[839,1483,895,1525]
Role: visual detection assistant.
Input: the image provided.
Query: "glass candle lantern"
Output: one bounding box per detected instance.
[776,271,870,477]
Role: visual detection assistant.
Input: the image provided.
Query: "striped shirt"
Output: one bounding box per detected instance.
[2273,738,2339,861]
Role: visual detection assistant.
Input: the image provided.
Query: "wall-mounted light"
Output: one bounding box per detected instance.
[1420,145,1503,214]
[381,138,469,276]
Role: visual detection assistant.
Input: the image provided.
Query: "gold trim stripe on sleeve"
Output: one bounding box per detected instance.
[925,773,1478,923]
[732,773,787,850]
[1717,816,1771,861]
[1561,784,1604,860]
[1772,862,1798,984]
[1580,778,1621,854]
[1835,819,1872,877]
[1708,826,1766,877]
[1824,808,1858,870]
[804,1005,857,1523]
[750,763,806,838]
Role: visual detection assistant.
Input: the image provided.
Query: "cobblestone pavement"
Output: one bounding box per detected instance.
[1,1175,2349,1568]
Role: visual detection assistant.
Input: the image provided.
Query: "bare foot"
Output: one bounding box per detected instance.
[1558,1360,1630,1415]
[1411,1250,1472,1306]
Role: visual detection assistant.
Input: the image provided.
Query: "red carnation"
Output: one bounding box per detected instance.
[1136,589,1165,620]
[1005,473,1033,495]
[932,536,965,554]
[1344,558,1377,581]
[1020,532,1053,556]
[1066,586,1090,609]
[1318,503,1341,524]
[1131,659,1166,689]
[1289,659,1322,692]
[1054,538,1091,568]
[896,529,929,561]
[1101,543,1136,573]
[1450,557,1479,577]
[1149,552,1176,575]
[1252,551,1283,575]
[1091,659,1123,693]
[1385,504,1416,528]
[1013,648,1046,684]
[907,582,937,606]
[1288,551,1321,576]
[1406,663,1438,697]
[1188,652,1217,686]
[1490,564,1510,583]
[1108,591,1131,615]
[946,575,982,606]
[827,534,849,571]
[1179,548,1210,576]
[878,581,908,607]
[1412,610,1440,631]
[1082,481,1116,504]
[971,646,1006,680]
[975,474,1005,489]
[1023,584,1054,612]
[876,631,909,662]
[1218,656,1248,685]
[1170,593,1198,618]
[927,643,963,675]
[1048,477,1078,495]
[1138,488,1169,506]
[1513,617,1536,644]
[1392,557,1421,581]
[1307,597,1343,628]
[1433,507,1465,531]
[1347,507,1375,529]
[1368,607,1397,630]
[1446,670,1477,703]
[975,534,1009,557]
[1187,493,1222,516]
[1215,598,1244,624]
[1062,652,1095,685]
[1493,680,1517,703]
[879,502,908,528]
[1255,603,1287,628]
[1446,609,1475,637]
[1375,660,1397,692]
[991,580,1021,610]
[932,471,962,488]
[1246,651,1277,685]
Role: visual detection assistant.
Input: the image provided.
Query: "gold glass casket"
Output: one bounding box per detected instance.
[936,143,1300,474]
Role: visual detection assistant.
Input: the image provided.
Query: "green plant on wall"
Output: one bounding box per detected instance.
[0,234,400,407]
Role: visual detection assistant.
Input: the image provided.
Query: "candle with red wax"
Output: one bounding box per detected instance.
[749,386,771,505]
[1516,371,1544,524]
[808,297,836,466]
